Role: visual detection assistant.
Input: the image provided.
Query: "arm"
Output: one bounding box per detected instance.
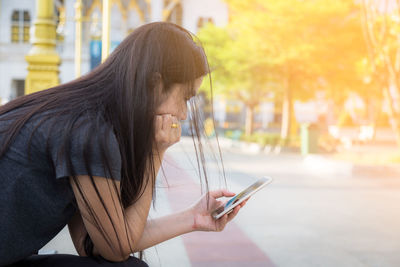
[68,149,164,261]
[68,114,176,261]
[134,209,194,251]
[68,211,87,256]
[134,190,247,251]
[68,151,163,258]
[69,175,135,261]
[69,188,247,255]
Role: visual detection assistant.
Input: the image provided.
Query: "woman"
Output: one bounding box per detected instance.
[0,22,245,266]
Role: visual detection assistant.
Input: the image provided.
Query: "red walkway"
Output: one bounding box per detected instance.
[161,155,275,267]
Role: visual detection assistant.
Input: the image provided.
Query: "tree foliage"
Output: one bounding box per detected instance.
[198,0,368,137]
[360,0,400,146]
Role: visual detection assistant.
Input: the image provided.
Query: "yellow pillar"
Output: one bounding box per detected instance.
[25,0,60,94]
[75,0,83,78]
[101,0,111,62]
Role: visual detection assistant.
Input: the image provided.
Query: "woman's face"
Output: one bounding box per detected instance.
[156,77,204,121]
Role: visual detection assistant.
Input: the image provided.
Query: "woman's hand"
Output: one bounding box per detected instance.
[188,190,249,232]
[154,114,181,154]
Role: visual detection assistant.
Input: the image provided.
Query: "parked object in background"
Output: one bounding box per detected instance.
[358,125,374,142]
[300,123,320,155]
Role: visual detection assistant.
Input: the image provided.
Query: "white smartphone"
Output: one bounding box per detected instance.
[212,176,273,220]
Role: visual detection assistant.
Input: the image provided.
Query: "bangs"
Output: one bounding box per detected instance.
[156,24,209,87]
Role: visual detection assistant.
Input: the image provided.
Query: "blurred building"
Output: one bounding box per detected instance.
[0,0,34,103]
[0,0,228,103]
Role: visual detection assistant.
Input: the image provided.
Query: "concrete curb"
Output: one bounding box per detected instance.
[351,164,400,178]
[216,137,293,155]
[217,137,400,178]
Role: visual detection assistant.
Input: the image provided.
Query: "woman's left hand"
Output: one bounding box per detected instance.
[154,114,181,154]
[188,190,248,232]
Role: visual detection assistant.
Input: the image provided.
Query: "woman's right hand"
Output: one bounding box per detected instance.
[154,114,181,154]
[188,190,248,232]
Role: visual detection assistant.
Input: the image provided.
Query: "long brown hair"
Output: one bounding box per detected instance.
[0,22,219,257]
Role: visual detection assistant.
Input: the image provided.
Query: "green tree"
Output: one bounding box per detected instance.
[199,0,367,138]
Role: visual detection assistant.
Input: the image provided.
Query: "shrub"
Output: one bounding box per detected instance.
[239,132,281,147]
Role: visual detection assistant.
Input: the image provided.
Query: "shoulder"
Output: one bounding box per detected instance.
[30,111,122,180]
[30,111,118,145]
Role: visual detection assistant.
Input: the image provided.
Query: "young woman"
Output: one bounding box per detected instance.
[0,22,246,266]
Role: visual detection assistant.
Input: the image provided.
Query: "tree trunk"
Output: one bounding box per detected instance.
[280,82,293,141]
[370,97,380,141]
[384,87,400,146]
[245,105,254,136]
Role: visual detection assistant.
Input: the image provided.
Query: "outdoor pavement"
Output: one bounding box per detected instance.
[40,137,400,267]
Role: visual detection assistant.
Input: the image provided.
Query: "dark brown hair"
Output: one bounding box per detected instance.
[0,22,217,258]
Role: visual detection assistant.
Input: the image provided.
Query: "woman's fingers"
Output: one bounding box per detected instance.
[161,114,172,131]
[215,200,224,208]
[216,214,229,231]
[171,116,181,139]
[154,114,181,152]
[155,115,163,132]
[209,189,235,199]
[171,115,179,127]
[216,206,240,231]
[156,113,178,131]
[227,205,241,222]
[215,197,245,225]
[239,197,250,207]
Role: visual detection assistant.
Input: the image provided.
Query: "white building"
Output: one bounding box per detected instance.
[0,0,228,103]
[0,0,35,103]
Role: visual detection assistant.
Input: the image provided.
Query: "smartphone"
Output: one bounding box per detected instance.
[211,176,273,220]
